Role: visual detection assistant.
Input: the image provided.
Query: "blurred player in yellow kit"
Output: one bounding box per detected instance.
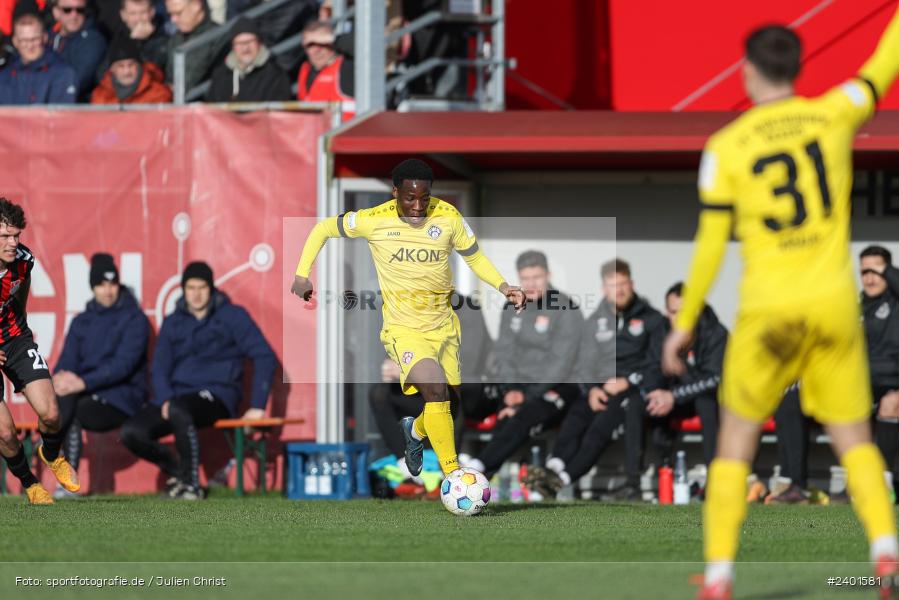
[662,8,899,600]
[292,159,525,479]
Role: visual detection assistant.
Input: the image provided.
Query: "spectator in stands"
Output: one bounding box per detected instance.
[206,16,290,102]
[0,13,76,104]
[860,245,899,494]
[369,293,496,481]
[297,20,354,119]
[641,282,726,470]
[464,251,582,479]
[117,0,169,72]
[120,261,276,500]
[164,0,218,94]
[50,0,108,101]
[91,34,171,104]
[52,254,150,497]
[527,259,666,501]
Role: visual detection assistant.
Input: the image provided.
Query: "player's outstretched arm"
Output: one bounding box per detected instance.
[461,249,525,311]
[860,4,899,99]
[292,216,345,301]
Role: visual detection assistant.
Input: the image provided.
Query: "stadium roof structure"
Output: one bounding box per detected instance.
[329,111,899,177]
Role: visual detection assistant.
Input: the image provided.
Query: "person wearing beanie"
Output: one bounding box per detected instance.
[52,252,151,497]
[205,16,290,103]
[91,33,171,104]
[121,260,277,500]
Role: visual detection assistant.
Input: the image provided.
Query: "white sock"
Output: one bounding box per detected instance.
[467,458,485,473]
[705,561,734,587]
[871,535,899,562]
[546,457,565,475]
[558,470,571,486]
[410,424,423,442]
[396,457,424,485]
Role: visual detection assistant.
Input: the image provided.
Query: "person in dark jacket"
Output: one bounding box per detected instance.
[52,253,150,497]
[465,251,583,478]
[120,261,276,500]
[93,0,169,80]
[164,0,220,94]
[643,282,727,468]
[860,245,899,488]
[206,16,290,103]
[91,34,171,104]
[50,0,108,101]
[528,258,666,500]
[0,13,76,104]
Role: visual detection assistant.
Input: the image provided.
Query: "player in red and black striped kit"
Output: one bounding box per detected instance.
[0,197,80,504]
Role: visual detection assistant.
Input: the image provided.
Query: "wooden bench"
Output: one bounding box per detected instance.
[213,417,305,497]
[0,418,305,498]
[0,421,38,495]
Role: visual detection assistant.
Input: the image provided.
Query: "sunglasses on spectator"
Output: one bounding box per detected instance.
[59,6,87,14]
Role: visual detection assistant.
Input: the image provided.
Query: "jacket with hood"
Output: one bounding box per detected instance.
[206,44,291,102]
[496,288,583,402]
[0,49,75,104]
[577,295,667,391]
[91,61,171,104]
[864,264,899,390]
[151,290,276,416]
[55,287,149,416]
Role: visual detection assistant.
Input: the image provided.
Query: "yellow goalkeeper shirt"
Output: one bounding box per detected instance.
[296,197,506,332]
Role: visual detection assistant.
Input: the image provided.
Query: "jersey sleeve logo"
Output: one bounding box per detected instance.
[462,218,475,238]
[427,225,442,239]
[698,150,718,193]
[346,212,357,230]
[840,81,867,107]
[15,247,33,262]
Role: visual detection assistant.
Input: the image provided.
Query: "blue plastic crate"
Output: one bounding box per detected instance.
[284,442,371,500]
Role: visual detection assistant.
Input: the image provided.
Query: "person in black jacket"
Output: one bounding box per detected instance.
[860,245,899,489]
[642,282,726,469]
[527,258,666,500]
[464,251,583,478]
[52,253,150,497]
[206,17,291,103]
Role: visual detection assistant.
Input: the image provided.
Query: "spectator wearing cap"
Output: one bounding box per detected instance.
[297,20,354,119]
[91,34,171,103]
[52,253,150,497]
[206,16,290,103]
[50,0,108,101]
[163,0,219,94]
[0,12,76,104]
[120,261,277,500]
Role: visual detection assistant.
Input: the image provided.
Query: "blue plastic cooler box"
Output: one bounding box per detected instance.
[284,442,371,500]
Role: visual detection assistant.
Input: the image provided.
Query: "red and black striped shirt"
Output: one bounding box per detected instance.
[0,243,35,343]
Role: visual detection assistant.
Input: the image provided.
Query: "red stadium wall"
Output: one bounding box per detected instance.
[610,0,899,111]
[0,107,325,495]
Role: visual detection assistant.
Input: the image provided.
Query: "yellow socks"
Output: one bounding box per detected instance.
[842,443,897,546]
[704,458,750,563]
[419,401,459,475]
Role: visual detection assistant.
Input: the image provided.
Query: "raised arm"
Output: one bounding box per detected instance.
[860,4,899,100]
[292,215,348,300]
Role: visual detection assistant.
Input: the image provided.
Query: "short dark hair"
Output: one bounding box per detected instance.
[0,198,26,230]
[600,258,630,280]
[666,281,684,299]
[745,25,802,84]
[392,159,434,188]
[861,245,892,265]
[516,250,548,272]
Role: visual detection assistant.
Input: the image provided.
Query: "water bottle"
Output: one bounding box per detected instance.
[319,453,333,496]
[304,456,319,495]
[674,450,690,505]
[658,464,673,505]
[497,462,511,501]
[509,462,524,503]
[530,445,542,467]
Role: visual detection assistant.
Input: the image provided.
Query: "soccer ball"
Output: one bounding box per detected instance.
[440,468,490,516]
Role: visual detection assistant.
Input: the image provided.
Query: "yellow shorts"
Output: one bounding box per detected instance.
[721,291,872,425]
[380,312,462,395]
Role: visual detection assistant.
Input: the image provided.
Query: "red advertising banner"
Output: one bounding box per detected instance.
[0,106,326,494]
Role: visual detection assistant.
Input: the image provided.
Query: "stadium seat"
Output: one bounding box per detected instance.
[670,415,776,433]
[213,417,305,497]
[464,413,498,432]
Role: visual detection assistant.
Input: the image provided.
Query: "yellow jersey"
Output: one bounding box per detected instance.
[296,197,506,332]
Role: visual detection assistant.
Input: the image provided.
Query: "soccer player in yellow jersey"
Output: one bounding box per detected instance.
[292,159,525,478]
[662,11,899,600]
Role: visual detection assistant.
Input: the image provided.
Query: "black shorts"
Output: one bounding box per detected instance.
[2,334,50,393]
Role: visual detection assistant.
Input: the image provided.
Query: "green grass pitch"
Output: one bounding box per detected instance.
[0,492,890,599]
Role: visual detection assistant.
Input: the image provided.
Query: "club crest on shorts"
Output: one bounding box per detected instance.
[427,225,442,239]
[535,315,550,333]
[595,317,614,342]
[402,351,414,364]
[876,302,891,320]
[628,319,644,336]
